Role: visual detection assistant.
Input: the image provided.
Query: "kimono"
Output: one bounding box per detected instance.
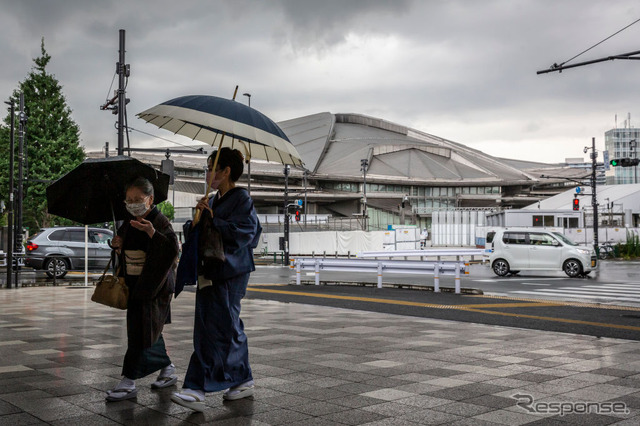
[178,187,261,392]
[117,206,179,379]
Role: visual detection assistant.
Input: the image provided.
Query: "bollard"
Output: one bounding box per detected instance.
[377,262,383,289]
[454,262,461,294]
[52,258,57,287]
[296,259,301,285]
[433,262,440,292]
[314,259,320,285]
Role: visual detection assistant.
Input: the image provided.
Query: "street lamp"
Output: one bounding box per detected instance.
[630,139,637,184]
[360,159,369,231]
[242,92,252,195]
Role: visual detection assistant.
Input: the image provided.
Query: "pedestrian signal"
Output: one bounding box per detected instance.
[573,198,580,211]
[294,209,301,222]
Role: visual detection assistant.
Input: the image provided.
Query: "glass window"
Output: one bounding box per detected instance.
[66,230,85,242]
[544,215,554,227]
[462,187,469,194]
[418,187,425,196]
[91,231,112,244]
[424,187,431,196]
[529,233,556,246]
[503,232,527,245]
[49,230,66,241]
[432,188,440,197]
[469,187,477,195]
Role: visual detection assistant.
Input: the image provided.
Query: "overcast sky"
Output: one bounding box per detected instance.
[1,0,639,164]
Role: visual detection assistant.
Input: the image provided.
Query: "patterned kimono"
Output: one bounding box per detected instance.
[117,207,179,379]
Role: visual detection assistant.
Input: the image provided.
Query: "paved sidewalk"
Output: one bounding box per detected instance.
[0,286,639,425]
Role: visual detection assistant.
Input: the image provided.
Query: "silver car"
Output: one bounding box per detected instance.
[25,227,114,278]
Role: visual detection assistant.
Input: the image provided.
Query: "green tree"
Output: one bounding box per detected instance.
[0,38,85,230]
[157,201,175,221]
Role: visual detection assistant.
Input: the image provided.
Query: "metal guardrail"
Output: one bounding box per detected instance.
[358,249,489,260]
[292,257,469,293]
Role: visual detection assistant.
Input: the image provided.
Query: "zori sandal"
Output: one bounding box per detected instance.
[152,364,178,389]
[105,387,138,402]
[171,389,206,412]
[223,380,255,401]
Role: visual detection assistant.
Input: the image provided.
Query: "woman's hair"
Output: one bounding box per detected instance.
[208,147,244,182]
[125,176,154,197]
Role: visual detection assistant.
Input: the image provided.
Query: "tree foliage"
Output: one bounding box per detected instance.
[0,38,85,231]
[157,201,175,221]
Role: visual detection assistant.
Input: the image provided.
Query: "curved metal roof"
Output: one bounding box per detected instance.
[277,112,541,185]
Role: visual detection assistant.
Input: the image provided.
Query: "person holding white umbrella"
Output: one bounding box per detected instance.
[171,148,261,411]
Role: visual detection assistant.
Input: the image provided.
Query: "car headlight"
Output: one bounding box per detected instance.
[576,248,590,255]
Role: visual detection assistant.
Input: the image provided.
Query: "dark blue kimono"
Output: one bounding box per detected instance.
[178,187,261,392]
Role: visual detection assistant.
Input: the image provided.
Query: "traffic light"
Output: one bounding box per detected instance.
[573,198,580,211]
[294,209,301,222]
[610,158,640,167]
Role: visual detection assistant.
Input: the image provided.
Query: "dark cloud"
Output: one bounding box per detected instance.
[0,0,639,162]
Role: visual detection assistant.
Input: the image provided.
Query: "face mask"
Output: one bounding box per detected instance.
[126,201,148,217]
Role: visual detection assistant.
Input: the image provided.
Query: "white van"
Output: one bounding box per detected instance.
[488,228,596,278]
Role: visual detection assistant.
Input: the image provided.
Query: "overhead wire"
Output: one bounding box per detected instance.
[559,17,640,67]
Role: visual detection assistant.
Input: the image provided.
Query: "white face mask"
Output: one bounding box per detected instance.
[125,197,149,217]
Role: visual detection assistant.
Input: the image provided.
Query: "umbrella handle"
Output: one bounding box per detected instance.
[193,136,224,225]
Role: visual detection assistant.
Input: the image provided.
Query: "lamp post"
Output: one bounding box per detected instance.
[242,93,252,195]
[360,159,369,231]
[630,139,637,184]
[4,100,15,289]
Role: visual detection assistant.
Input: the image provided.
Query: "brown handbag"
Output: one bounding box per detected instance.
[91,257,129,310]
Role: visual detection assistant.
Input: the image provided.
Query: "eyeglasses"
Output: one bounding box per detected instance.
[124,196,149,205]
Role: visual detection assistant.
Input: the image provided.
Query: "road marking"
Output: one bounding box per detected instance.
[247,288,640,331]
[521,283,551,286]
[512,291,640,301]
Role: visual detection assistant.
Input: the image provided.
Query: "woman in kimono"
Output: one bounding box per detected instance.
[105,177,180,402]
[172,148,261,412]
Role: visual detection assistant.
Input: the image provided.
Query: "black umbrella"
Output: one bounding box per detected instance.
[46,156,170,225]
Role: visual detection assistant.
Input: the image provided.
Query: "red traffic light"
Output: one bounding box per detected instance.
[573,198,580,211]
[295,209,301,222]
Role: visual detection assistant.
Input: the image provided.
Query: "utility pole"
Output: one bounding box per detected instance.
[303,169,308,230]
[117,29,127,156]
[4,101,14,289]
[100,29,129,156]
[15,93,26,284]
[283,165,290,265]
[590,137,599,256]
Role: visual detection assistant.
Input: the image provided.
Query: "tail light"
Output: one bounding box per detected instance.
[26,242,38,251]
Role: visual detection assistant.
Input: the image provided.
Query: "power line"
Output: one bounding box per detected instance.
[126,126,206,151]
[560,17,640,67]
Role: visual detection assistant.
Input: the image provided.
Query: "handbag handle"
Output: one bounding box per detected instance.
[99,254,121,281]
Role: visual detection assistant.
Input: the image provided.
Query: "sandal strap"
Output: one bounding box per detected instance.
[176,389,204,402]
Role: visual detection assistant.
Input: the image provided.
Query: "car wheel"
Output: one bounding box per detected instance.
[563,259,583,278]
[44,258,69,278]
[598,251,607,260]
[492,259,510,277]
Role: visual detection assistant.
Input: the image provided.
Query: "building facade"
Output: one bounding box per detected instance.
[605,127,640,185]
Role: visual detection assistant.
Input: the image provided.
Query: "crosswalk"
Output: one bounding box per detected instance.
[504,282,640,305]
